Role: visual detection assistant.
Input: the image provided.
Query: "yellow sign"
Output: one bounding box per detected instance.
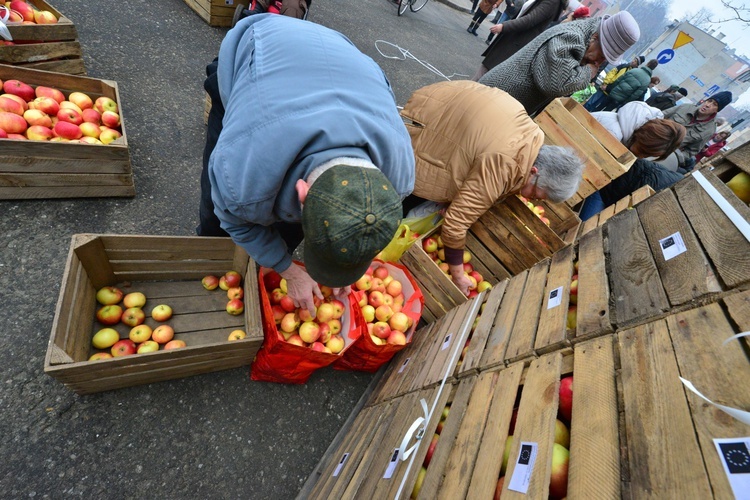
[673,31,694,50]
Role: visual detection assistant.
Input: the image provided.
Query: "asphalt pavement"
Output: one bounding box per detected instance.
[0,0,488,497]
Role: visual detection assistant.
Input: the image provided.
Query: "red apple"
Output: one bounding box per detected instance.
[68,91,93,110]
[101,110,120,128]
[368,291,385,308]
[0,95,25,115]
[152,325,175,344]
[26,125,53,141]
[263,270,282,291]
[3,79,34,102]
[151,304,173,321]
[0,111,27,134]
[271,305,286,324]
[111,339,137,357]
[82,108,101,124]
[53,121,82,140]
[279,295,296,313]
[372,321,391,339]
[224,270,242,288]
[559,376,573,422]
[329,299,345,319]
[28,96,60,116]
[375,304,393,322]
[310,341,331,353]
[10,1,34,22]
[1,93,27,111]
[227,286,243,300]
[422,237,438,253]
[94,96,118,114]
[280,312,299,333]
[23,109,52,127]
[96,305,123,325]
[164,339,187,350]
[386,330,406,345]
[121,307,146,327]
[34,85,64,103]
[372,265,389,280]
[88,352,113,361]
[549,443,570,499]
[494,476,505,500]
[424,433,439,467]
[226,298,244,316]
[57,107,83,125]
[270,288,286,304]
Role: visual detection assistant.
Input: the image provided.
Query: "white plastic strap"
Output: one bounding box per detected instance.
[691,170,750,243]
[723,331,750,346]
[0,6,13,41]
[680,377,750,426]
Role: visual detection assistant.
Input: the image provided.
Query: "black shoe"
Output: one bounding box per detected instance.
[472,29,479,36]
[485,38,491,45]
[467,27,473,33]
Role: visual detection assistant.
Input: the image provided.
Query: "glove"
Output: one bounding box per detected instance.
[279,263,323,313]
[449,264,472,297]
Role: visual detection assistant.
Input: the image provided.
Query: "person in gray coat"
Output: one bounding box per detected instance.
[601,59,658,111]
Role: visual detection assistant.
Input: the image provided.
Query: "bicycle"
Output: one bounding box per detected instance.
[397,0,430,16]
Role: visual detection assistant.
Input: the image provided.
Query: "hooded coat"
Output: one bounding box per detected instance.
[400,81,544,250]
[607,67,653,105]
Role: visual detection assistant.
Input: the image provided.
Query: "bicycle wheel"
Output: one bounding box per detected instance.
[410,0,429,12]
[398,0,410,16]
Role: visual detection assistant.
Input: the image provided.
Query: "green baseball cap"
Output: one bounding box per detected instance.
[302,165,402,288]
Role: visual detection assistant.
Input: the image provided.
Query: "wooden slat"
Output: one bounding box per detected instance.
[10,59,87,75]
[725,141,750,175]
[561,97,634,161]
[534,245,575,353]
[465,232,511,282]
[597,204,616,225]
[674,172,750,289]
[606,209,669,328]
[567,336,620,499]
[724,289,750,330]
[612,195,631,217]
[479,271,527,371]
[488,202,556,261]
[469,215,529,275]
[422,300,479,389]
[504,196,567,251]
[573,227,613,342]
[630,184,655,206]
[0,41,82,64]
[541,199,580,234]
[404,311,455,395]
[505,259,550,363]
[465,364,524,499]
[617,321,712,498]
[0,156,130,174]
[459,282,508,375]
[579,215,599,237]
[73,235,115,289]
[501,353,562,499]
[667,304,750,499]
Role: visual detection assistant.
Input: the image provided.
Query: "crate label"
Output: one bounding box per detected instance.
[441,333,452,351]
[225,0,234,5]
[398,357,411,374]
[332,452,350,477]
[507,442,538,494]
[547,287,563,309]
[714,438,750,498]
[659,232,687,261]
[383,448,400,479]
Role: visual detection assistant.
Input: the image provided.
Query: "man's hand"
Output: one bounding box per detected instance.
[449,264,472,297]
[490,23,504,34]
[279,263,323,313]
[332,286,352,300]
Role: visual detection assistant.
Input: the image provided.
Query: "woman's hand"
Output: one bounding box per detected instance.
[490,23,504,34]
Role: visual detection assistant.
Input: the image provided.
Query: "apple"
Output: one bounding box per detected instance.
[198,275,218,291]
[369,333,385,345]
[227,286,243,300]
[375,304,393,322]
[494,476,505,500]
[151,304,173,321]
[463,250,472,264]
[411,467,427,499]
[0,128,7,140]
[569,278,578,304]
[29,96,60,116]
[6,10,23,22]
[111,339,137,357]
[122,292,146,309]
[389,311,410,332]
[549,443,570,499]
[424,434,439,467]
[554,419,570,448]
[315,302,335,323]
[164,339,187,350]
[532,205,545,217]
[152,325,174,344]
[280,278,288,293]
[326,335,345,353]
[327,319,342,336]
[78,121,101,139]
[137,340,160,353]
[26,125,53,141]
[99,127,122,144]
[219,275,229,291]
[270,288,286,304]
[540,217,551,226]
[0,111,28,134]
[271,305,286,324]
[263,270,282,291]
[121,307,146,327]
[477,280,493,292]
[57,107,83,125]
[298,321,321,343]
[0,95,25,115]
[361,304,375,323]
[1,93,27,111]
[297,307,314,322]
[566,305,577,330]
[101,110,120,128]
[386,279,402,297]
[128,324,152,343]
[92,327,120,349]
[96,305,123,325]
[372,321,391,339]
[280,312,300,333]
[279,295,296,313]
[228,329,246,341]
[372,265,389,280]
[466,275,478,291]
[287,334,306,347]
[9,0,34,21]
[226,298,244,316]
[94,96,118,114]
[386,330,406,345]
[318,325,332,344]
[88,352,113,361]
[370,277,386,294]
[224,270,242,288]
[368,291,385,308]
[329,299,345,319]
[7,133,27,140]
[53,121,82,140]
[23,109,53,128]
[68,92,93,110]
[3,79,34,102]
[559,376,573,422]
[79,136,103,145]
[354,274,372,291]
[82,108,101,124]
[501,435,513,475]
[423,237,438,253]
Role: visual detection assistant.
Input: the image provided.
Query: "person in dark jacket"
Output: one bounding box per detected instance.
[646,86,688,110]
[468,0,503,36]
[486,0,523,44]
[601,59,658,111]
[473,0,566,80]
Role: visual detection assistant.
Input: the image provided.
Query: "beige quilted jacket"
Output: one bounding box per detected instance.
[401,80,544,250]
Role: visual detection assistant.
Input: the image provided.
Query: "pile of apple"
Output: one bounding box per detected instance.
[411,404,451,499]
[494,376,573,499]
[517,195,551,227]
[566,261,579,331]
[262,269,347,354]
[201,270,246,319]
[0,78,123,144]
[353,263,413,347]
[420,235,492,297]
[89,286,182,361]
[0,1,57,26]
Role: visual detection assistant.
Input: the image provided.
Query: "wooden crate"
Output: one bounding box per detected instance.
[182,0,244,27]
[0,64,133,199]
[534,97,637,208]
[0,0,85,74]
[44,234,263,394]
[402,196,579,322]
[577,184,655,239]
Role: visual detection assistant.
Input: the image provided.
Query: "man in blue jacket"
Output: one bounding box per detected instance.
[198,15,415,312]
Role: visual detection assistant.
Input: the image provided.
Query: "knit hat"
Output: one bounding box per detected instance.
[709,91,732,112]
[302,164,402,288]
[636,55,645,64]
[599,11,641,64]
[678,87,688,96]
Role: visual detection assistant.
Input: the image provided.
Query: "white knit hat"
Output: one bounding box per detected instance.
[599,11,640,65]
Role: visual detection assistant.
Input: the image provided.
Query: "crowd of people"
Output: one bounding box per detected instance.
[196,2,735,306]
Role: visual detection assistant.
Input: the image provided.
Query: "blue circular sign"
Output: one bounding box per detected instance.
[657,49,675,64]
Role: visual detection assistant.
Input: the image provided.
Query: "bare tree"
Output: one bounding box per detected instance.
[719,0,750,24]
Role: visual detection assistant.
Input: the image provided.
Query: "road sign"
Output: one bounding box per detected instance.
[704,84,720,98]
[673,31,694,50]
[657,49,675,64]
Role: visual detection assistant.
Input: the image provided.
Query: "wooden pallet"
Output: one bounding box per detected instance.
[578,184,655,239]
[182,0,244,27]
[44,234,263,394]
[0,0,85,74]
[0,64,133,199]
[534,97,637,208]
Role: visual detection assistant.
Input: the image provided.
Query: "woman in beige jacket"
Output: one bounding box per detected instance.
[401,80,583,295]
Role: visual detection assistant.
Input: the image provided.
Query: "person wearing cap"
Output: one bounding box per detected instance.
[400,81,585,295]
[198,15,414,312]
[660,90,733,170]
[478,11,641,115]
[584,55,644,112]
[600,58,659,111]
[646,85,688,111]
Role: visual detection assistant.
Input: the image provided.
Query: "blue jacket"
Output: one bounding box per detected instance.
[209,15,415,272]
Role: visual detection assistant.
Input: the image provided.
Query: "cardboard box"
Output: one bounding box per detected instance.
[44,234,263,394]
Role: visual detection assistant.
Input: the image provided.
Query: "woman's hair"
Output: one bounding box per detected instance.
[650,76,660,85]
[534,145,585,203]
[628,119,686,161]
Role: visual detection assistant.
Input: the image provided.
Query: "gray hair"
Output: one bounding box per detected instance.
[534,145,585,203]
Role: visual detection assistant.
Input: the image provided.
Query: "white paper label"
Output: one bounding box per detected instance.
[383,448,400,479]
[507,442,538,494]
[333,453,350,477]
[714,438,750,499]
[659,232,687,261]
[398,357,411,374]
[225,0,234,5]
[441,333,452,351]
[547,286,563,309]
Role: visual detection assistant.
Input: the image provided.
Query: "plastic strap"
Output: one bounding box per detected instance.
[0,6,13,41]
[723,331,750,346]
[680,377,750,426]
